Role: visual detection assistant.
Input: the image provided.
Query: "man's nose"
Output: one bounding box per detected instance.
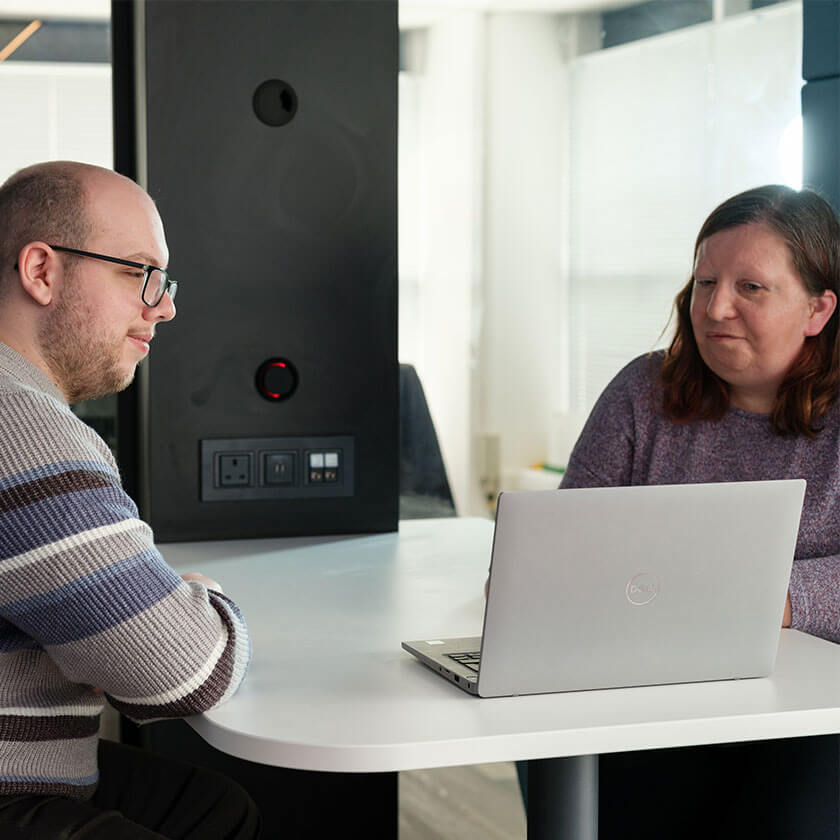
[144,291,176,323]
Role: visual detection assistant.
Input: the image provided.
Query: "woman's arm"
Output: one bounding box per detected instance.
[560,360,645,489]
[788,555,840,642]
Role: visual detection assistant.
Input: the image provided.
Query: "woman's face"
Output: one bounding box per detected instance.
[689,223,836,414]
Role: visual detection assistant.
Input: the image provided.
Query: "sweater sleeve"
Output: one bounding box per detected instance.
[560,358,642,489]
[788,556,840,643]
[0,392,251,723]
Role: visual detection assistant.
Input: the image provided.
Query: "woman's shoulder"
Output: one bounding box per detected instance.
[578,353,665,437]
[601,351,664,402]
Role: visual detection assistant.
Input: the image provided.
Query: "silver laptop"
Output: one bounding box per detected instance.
[402,480,805,697]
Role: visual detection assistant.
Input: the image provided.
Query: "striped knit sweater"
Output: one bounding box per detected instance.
[0,342,251,799]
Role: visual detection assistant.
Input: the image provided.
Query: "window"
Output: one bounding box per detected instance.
[0,11,114,446]
[567,1,802,416]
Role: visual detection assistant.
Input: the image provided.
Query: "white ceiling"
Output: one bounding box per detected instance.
[401,0,635,27]
[0,0,109,19]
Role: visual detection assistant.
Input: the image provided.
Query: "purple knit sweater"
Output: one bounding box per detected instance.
[562,351,840,643]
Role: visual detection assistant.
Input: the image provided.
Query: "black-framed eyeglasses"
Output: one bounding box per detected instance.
[49,245,177,307]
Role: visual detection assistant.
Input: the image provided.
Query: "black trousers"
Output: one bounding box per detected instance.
[0,740,261,839]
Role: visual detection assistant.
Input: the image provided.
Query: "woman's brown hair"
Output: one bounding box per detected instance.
[661,185,840,438]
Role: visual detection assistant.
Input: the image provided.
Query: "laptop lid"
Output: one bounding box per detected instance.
[475,480,805,697]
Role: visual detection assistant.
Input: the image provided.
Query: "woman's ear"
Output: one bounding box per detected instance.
[805,289,838,337]
[16,242,60,307]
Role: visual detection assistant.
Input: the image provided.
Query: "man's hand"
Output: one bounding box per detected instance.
[782,591,792,628]
[181,572,223,594]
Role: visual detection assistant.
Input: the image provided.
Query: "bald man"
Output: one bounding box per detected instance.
[0,162,259,839]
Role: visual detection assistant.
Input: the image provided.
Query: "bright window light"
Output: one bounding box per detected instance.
[778,116,802,190]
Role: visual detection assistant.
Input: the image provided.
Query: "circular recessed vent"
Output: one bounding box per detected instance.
[253,79,298,127]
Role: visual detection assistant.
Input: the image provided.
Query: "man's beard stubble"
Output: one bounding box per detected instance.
[38,292,136,404]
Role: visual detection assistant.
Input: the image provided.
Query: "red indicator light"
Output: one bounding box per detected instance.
[256,358,298,402]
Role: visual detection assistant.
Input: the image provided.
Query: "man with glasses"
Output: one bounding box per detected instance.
[0,161,259,839]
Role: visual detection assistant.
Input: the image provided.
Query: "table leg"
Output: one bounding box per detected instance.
[527,755,598,840]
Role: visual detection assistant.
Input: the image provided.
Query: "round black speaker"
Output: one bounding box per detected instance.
[255,358,299,401]
[252,79,298,127]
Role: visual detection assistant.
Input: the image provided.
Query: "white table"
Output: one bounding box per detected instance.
[159,518,840,839]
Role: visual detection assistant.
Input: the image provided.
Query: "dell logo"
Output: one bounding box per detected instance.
[626,573,659,606]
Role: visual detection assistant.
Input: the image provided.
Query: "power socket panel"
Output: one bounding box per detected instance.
[201,436,354,501]
[217,453,253,487]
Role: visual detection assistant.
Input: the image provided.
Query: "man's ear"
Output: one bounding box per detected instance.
[16,242,61,307]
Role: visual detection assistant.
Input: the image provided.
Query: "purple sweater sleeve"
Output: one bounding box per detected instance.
[560,352,840,643]
[560,363,638,489]
[789,559,840,641]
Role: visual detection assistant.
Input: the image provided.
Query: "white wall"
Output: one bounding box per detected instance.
[400,11,583,512]
[398,12,486,515]
[481,13,570,492]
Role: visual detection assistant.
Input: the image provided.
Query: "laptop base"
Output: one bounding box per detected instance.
[401,637,481,695]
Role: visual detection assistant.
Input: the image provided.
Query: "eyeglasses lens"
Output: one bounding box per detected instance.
[144,268,176,306]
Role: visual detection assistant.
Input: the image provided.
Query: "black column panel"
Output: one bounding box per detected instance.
[802,78,840,208]
[803,0,840,81]
[803,0,840,211]
[134,0,398,541]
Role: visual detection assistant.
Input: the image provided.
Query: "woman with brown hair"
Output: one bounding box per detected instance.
[552,185,840,838]
[564,184,840,641]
